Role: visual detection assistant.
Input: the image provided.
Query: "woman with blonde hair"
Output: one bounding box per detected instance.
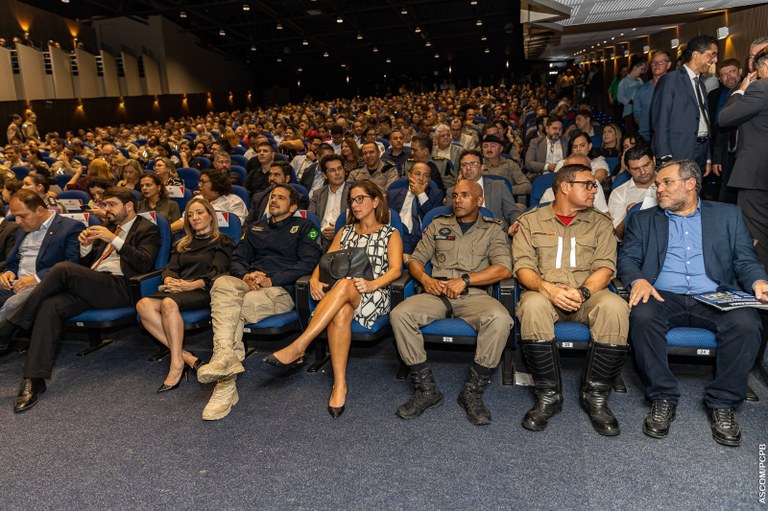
[116,159,143,190]
[137,196,235,392]
[266,179,403,418]
[340,137,362,176]
[64,156,115,191]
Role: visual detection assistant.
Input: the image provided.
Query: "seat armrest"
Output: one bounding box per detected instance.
[498,277,516,315]
[390,269,413,307]
[295,274,312,329]
[611,277,628,300]
[129,269,164,304]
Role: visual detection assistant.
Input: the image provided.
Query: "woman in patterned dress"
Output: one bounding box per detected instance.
[265,179,403,418]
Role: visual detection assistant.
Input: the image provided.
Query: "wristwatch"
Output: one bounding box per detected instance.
[579,286,591,302]
[461,273,471,291]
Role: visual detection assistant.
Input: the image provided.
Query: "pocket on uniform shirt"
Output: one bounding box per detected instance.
[532,234,558,271]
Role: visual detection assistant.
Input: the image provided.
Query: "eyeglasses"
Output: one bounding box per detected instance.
[568,180,598,190]
[650,60,670,66]
[348,195,372,204]
[198,179,211,184]
[460,161,481,169]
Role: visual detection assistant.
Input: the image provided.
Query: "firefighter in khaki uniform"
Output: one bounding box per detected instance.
[512,164,629,436]
[391,180,513,426]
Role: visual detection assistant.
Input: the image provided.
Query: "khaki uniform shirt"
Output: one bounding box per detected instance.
[403,156,455,190]
[413,213,512,279]
[484,159,531,196]
[348,161,398,193]
[512,203,616,288]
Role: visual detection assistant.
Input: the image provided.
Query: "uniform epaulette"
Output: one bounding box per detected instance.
[432,155,445,160]
[482,215,503,227]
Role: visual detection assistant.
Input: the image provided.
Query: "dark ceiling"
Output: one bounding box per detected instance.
[21,0,525,86]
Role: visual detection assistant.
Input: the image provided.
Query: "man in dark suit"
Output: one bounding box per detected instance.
[448,150,520,234]
[0,187,161,413]
[618,160,768,447]
[707,59,743,203]
[386,162,443,254]
[651,35,719,172]
[309,155,351,251]
[524,116,568,177]
[0,190,84,323]
[299,143,334,195]
[718,47,768,271]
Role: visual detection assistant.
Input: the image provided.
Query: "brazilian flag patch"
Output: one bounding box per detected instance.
[308,228,319,240]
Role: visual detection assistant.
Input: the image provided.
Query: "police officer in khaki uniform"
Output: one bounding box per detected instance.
[391,179,514,426]
[196,184,322,421]
[512,164,629,436]
[481,134,532,196]
[402,133,455,194]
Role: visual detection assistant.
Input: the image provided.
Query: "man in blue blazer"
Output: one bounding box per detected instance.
[651,35,719,173]
[386,162,443,254]
[618,160,768,447]
[0,190,84,323]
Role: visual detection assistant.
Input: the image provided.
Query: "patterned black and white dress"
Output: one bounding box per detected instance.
[338,223,395,329]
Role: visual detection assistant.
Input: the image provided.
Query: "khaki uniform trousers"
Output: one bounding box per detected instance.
[210,276,294,361]
[391,289,514,368]
[517,288,629,344]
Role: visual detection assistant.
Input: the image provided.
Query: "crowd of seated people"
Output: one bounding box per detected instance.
[0,35,767,448]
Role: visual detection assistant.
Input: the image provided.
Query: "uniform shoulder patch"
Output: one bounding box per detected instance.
[307,227,319,240]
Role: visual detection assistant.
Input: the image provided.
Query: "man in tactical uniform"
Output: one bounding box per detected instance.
[391,179,513,426]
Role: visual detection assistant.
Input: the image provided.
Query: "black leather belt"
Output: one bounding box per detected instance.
[696,136,710,143]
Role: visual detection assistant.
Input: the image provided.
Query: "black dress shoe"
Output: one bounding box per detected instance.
[708,407,741,447]
[14,378,46,413]
[263,353,304,370]
[643,399,676,439]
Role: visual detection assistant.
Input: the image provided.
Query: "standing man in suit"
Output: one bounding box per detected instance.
[448,150,520,234]
[0,187,161,413]
[718,47,768,271]
[309,155,351,251]
[634,50,672,142]
[618,160,768,447]
[0,190,84,324]
[651,35,719,173]
[386,162,443,254]
[524,116,568,177]
[707,59,743,203]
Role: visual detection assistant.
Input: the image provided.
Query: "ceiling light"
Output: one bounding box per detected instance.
[323,51,329,57]
[603,40,607,44]
[373,46,379,53]
[415,26,421,33]
[386,57,391,63]
[302,39,309,46]
[276,23,283,30]
[336,17,343,23]
[620,33,624,36]
[357,33,363,40]
[481,35,487,41]
[62,0,70,3]
[401,7,408,15]
[632,27,636,31]
[425,41,432,47]
[340,64,346,68]
[671,38,679,48]
[251,45,257,51]
[717,26,729,39]
[698,6,704,10]
[434,53,440,58]
[297,67,303,72]
[180,10,187,18]
[242,3,250,11]
[611,37,615,40]
[470,0,478,4]
[476,19,483,26]
[643,45,650,54]
[219,28,226,36]
[276,57,282,62]
[484,47,490,54]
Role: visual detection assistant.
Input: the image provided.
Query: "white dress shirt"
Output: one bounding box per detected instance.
[321,186,345,229]
[608,179,658,228]
[18,212,56,281]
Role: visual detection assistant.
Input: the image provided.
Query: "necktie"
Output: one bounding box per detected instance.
[91,226,122,270]
[694,77,711,135]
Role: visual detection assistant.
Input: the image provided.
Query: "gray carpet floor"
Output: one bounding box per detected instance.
[0,327,766,511]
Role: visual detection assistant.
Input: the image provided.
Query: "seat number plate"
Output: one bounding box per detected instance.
[696,349,711,355]
[561,342,574,348]
[442,336,454,343]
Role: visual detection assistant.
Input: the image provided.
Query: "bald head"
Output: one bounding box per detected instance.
[564,154,591,168]
[452,179,483,223]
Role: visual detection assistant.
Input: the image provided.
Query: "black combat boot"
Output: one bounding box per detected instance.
[458,363,493,426]
[580,342,629,436]
[396,365,444,420]
[520,340,562,431]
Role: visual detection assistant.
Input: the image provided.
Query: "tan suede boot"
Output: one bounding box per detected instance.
[202,376,239,421]
[197,349,244,384]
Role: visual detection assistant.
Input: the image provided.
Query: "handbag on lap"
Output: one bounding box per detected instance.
[318,248,373,287]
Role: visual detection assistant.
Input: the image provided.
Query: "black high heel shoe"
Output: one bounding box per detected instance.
[186,351,206,372]
[327,388,348,419]
[263,352,305,370]
[157,366,188,393]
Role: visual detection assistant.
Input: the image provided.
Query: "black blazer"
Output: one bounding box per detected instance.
[81,215,161,278]
[0,219,20,272]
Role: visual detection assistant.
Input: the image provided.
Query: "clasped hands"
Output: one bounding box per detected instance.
[78,225,117,246]
[421,276,467,299]
[542,281,583,312]
[161,278,198,293]
[243,271,272,291]
[0,272,36,294]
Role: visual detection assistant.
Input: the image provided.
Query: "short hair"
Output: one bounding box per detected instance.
[755,46,768,69]
[346,179,389,225]
[3,178,22,195]
[256,141,274,152]
[272,183,301,206]
[361,141,379,154]
[552,164,592,196]
[568,130,591,153]
[750,36,768,49]
[214,151,231,163]
[718,58,741,72]
[10,188,46,211]
[652,49,672,61]
[320,154,343,173]
[140,173,169,200]
[575,109,592,119]
[681,35,718,64]
[661,159,702,194]
[103,186,138,211]
[200,167,231,195]
[546,116,563,127]
[269,160,293,179]
[330,126,344,136]
[306,134,323,144]
[411,132,433,152]
[317,142,334,154]
[624,145,655,167]
[87,176,113,191]
[459,148,483,164]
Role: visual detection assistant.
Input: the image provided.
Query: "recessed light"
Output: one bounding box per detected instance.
[373,47,379,52]
[219,28,226,36]
[425,41,431,47]
[180,10,187,18]
[336,17,343,23]
[242,3,250,11]
[303,39,309,46]
[357,33,363,40]
[476,19,483,26]
[324,51,329,57]
[401,7,408,14]
[415,26,421,33]
[276,23,283,30]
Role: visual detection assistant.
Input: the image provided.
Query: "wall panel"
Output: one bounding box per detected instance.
[49,45,75,99]
[0,47,17,101]
[15,43,48,100]
[100,50,120,97]
[74,49,99,98]
[121,52,142,96]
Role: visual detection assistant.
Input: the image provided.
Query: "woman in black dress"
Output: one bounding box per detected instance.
[136,196,235,392]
